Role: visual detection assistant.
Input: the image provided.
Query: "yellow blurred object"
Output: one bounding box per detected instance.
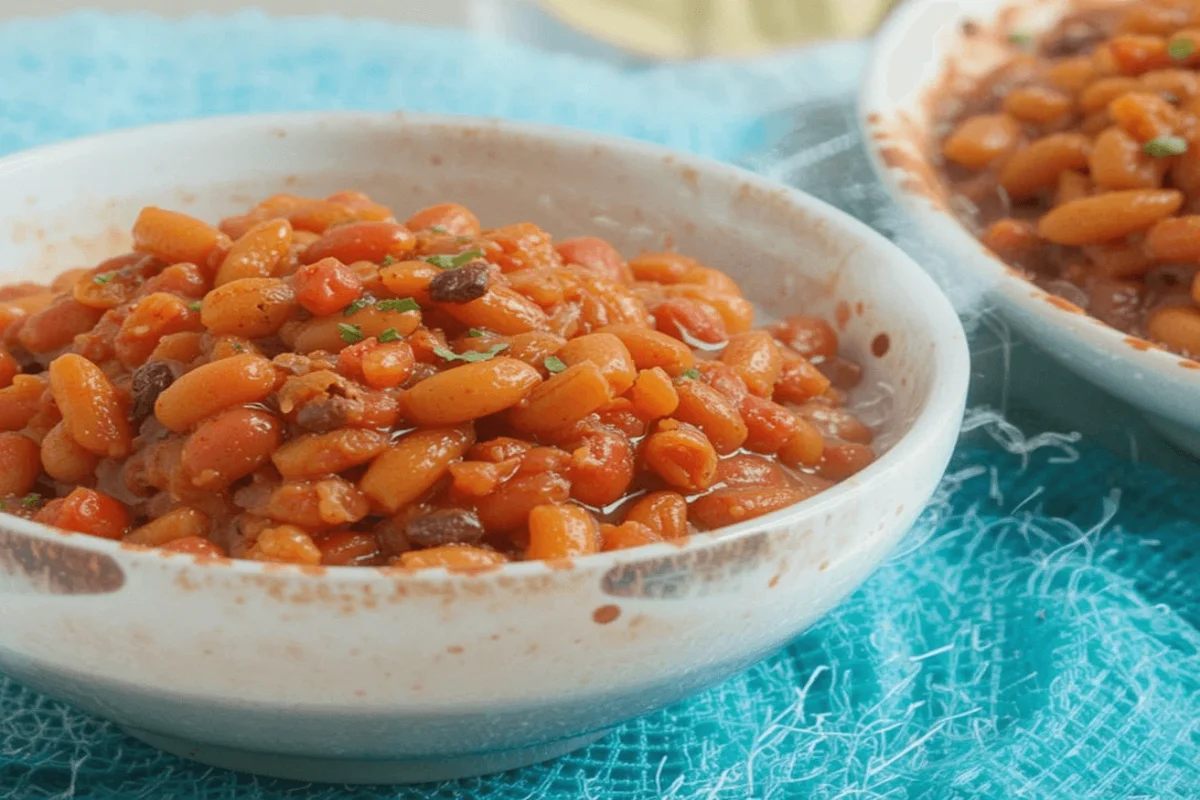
[538,0,898,58]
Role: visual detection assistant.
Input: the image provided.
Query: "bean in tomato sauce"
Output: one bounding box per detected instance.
[0,192,876,566]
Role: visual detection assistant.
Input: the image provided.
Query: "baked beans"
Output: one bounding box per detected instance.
[0,192,875,565]
[939,2,1200,357]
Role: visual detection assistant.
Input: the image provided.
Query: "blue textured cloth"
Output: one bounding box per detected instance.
[0,13,1198,800]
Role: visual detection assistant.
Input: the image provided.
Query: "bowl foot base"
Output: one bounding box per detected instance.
[121,725,611,784]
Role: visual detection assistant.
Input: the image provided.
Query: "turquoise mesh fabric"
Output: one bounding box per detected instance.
[0,14,1197,799]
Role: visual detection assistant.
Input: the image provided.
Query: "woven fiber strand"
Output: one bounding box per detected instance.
[0,14,1196,799]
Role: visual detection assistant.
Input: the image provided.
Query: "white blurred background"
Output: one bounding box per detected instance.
[0,0,897,58]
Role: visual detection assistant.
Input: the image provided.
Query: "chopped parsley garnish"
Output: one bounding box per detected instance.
[231,342,246,352]
[374,297,421,313]
[21,493,42,509]
[455,236,475,244]
[343,296,375,317]
[1144,136,1188,158]
[680,368,701,380]
[433,343,509,363]
[430,225,450,234]
[188,301,203,312]
[378,328,401,343]
[92,272,115,285]
[467,328,486,338]
[543,356,567,373]
[380,255,398,267]
[1007,32,1032,47]
[423,250,484,269]
[1169,37,1195,60]
[337,323,364,344]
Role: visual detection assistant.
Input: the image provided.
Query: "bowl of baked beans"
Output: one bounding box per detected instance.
[0,113,967,782]
[863,0,1200,454]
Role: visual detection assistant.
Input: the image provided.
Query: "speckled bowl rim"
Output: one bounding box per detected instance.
[860,0,1200,381]
[0,111,970,582]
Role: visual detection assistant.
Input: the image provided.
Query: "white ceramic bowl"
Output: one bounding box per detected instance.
[862,0,1200,455]
[0,113,968,784]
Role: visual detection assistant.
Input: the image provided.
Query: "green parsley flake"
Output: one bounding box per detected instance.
[467,328,486,338]
[1144,136,1188,158]
[231,342,246,352]
[374,297,421,313]
[423,250,484,269]
[21,493,42,509]
[680,368,702,380]
[337,323,364,344]
[1008,32,1032,47]
[92,272,115,285]
[380,255,398,267]
[188,301,203,312]
[378,328,401,343]
[434,343,509,363]
[343,297,375,317]
[544,356,568,373]
[1169,37,1195,60]
[430,225,450,234]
